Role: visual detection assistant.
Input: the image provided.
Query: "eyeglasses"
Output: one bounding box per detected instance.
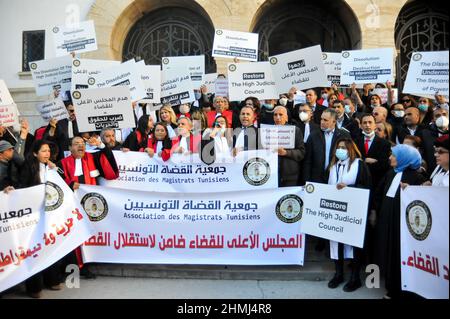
[434,148,449,155]
[402,100,411,103]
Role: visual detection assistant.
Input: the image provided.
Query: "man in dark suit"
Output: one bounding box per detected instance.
[356,113,391,264]
[232,106,259,156]
[272,106,305,187]
[305,89,327,125]
[392,106,424,144]
[356,114,391,191]
[329,100,360,140]
[293,103,321,143]
[303,108,350,184]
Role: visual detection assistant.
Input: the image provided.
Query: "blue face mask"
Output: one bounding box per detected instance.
[418,104,428,112]
[336,149,349,161]
[194,92,202,100]
[263,103,274,110]
[344,105,352,114]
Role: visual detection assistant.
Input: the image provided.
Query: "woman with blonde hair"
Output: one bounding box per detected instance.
[159,104,178,139]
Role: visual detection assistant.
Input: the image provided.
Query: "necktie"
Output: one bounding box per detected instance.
[336,163,344,183]
[364,138,370,155]
[243,127,248,151]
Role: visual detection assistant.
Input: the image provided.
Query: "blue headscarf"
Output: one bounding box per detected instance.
[391,144,422,173]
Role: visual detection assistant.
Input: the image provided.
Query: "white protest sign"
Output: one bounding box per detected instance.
[35,97,69,122]
[0,104,20,127]
[269,45,328,93]
[204,73,218,94]
[301,182,369,248]
[340,48,394,85]
[71,86,136,132]
[90,59,147,102]
[29,55,72,96]
[137,62,161,104]
[403,51,449,97]
[0,80,14,106]
[372,88,398,104]
[215,78,229,98]
[323,53,342,86]
[71,58,120,91]
[227,62,278,101]
[0,171,94,293]
[260,124,296,150]
[161,69,195,106]
[401,186,449,299]
[212,29,259,62]
[100,150,279,193]
[77,185,305,266]
[162,56,205,85]
[52,20,97,57]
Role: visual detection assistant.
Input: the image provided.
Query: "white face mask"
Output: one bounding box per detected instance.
[393,110,405,118]
[220,127,227,135]
[279,98,288,106]
[363,130,376,138]
[321,93,328,100]
[344,105,352,114]
[194,92,202,100]
[299,111,309,122]
[436,116,449,129]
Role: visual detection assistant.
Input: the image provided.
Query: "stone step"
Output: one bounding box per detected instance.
[90,262,335,281]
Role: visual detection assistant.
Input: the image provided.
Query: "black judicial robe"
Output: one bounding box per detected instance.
[374,168,427,297]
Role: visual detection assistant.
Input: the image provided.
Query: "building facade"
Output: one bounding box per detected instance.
[0,0,448,131]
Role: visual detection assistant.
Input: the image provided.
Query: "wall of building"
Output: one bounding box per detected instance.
[0,0,408,131]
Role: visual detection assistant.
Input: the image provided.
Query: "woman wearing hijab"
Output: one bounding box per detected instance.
[374,144,427,299]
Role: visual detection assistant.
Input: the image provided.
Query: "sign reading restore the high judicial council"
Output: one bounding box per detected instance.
[71,86,136,132]
[301,182,369,248]
[76,184,305,265]
[99,150,278,193]
[212,29,259,62]
[269,45,328,93]
[340,48,394,85]
[227,62,278,101]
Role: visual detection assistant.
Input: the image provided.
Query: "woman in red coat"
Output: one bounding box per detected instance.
[140,122,173,162]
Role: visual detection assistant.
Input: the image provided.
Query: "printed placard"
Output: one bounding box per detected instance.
[301,182,369,248]
[35,97,69,122]
[340,48,394,85]
[0,80,14,106]
[0,104,20,127]
[260,124,296,149]
[71,58,120,91]
[90,59,147,102]
[71,86,136,132]
[161,69,195,106]
[322,53,342,86]
[212,29,259,62]
[204,73,218,94]
[215,79,229,98]
[227,62,278,101]
[162,56,205,85]
[29,56,72,96]
[269,45,328,93]
[137,62,161,104]
[52,20,98,57]
[401,186,449,299]
[403,51,449,97]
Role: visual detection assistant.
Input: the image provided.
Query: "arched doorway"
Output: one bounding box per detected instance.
[395,0,449,91]
[122,6,217,73]
[252,0,362,61]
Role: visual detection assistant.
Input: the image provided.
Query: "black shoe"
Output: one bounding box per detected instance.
[343,279,362,292]
[328,274,344,288]
[80,267,96,279]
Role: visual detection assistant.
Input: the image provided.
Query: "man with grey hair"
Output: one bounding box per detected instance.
[273,106,305,186]
[373,106,388,124]
[303,108,351,184]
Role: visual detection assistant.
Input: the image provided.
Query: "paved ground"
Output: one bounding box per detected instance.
[2,276,386,299]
